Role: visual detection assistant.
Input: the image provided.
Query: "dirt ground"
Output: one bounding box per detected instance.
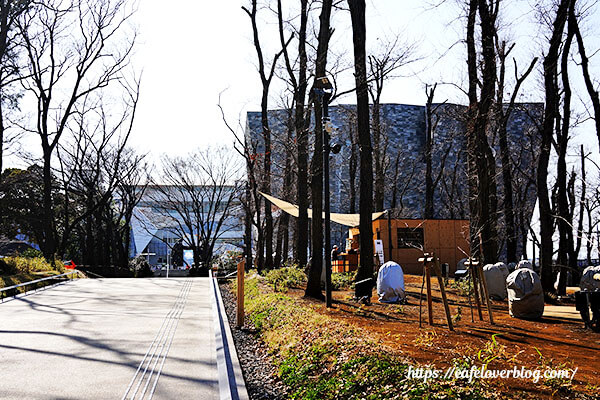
[285,275,600,398]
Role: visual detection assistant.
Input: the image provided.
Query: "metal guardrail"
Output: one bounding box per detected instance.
[0,270,80,302]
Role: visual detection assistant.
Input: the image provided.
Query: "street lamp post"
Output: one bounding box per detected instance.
[314,76,337,308]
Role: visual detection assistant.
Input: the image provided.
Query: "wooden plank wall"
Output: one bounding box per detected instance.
[369,219,470,275]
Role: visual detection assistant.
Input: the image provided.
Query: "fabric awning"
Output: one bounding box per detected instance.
[259,191,386,227]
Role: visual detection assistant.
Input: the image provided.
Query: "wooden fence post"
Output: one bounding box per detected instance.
[236,260,245,329]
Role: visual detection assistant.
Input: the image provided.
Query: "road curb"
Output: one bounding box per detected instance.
[210,273,249,400]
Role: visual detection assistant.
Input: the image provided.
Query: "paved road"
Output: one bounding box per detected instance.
[0,278,220,399]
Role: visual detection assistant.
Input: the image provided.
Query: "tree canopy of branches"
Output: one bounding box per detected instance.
[0,0,31,176]
[149,147,242,276]
[16,0,137,261]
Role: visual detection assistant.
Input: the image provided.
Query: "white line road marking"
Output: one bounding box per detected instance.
[122,279,193,400]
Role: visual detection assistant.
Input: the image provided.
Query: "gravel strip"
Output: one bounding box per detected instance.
[218,281,288,400]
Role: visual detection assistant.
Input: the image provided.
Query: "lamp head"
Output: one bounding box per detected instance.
[314,76,333,91]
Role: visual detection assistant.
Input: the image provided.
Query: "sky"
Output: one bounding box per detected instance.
[126,0,478,157]
[5,0,600,169]
[126,0,600,162]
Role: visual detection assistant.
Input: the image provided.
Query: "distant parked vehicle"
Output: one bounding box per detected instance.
[64,260,77,269]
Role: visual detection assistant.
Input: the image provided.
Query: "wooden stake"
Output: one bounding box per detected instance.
[419,254,435,326]
[236,260,245,328]
[467,268,474,323]
[478,263,494,324]
[419,267,425,328]
[425,263,434,325]
[433,254,454,331]
[468,258,484,321]
[476,233,494,325]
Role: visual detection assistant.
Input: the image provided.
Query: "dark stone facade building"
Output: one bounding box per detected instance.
[246,102,543,261]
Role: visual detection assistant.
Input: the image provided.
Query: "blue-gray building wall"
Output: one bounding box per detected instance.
[245,102,543,260]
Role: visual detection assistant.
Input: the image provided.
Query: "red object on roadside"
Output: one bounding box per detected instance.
[64,260,76,269]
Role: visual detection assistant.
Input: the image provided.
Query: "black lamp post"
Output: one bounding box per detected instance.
[314,76,338,308]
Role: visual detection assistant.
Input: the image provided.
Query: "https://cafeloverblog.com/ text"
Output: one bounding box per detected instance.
[406,365,578,384]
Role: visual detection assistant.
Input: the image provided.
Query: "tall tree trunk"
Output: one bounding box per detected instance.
[465,0,499,264]
[295,0,310,269]
[539,0,569,293]
[476,0,499,263]
[0,100,4,177]
[556,8,575,296]
[280,112,293,267]
[348,0,374,299]
[253,181,263,273]
[41,149,57,260]
[244,181,253,270]
[261,90,274,270]
[424,84,436,219]
[496,41,516,263]
[274,216,283,268]
[244,0,288,272]
[349,119,358,213]
[305,0,333,300]
[372,100,384,211]
[574,145,585,266]
[466,0,480,260]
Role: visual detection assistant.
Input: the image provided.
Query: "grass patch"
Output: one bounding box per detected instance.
[236,273,496,400]
[264,267,307,292]
[1,256,73,297]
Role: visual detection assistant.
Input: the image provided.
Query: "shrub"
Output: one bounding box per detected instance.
[265,267,306,292]
[1,256,58,274]
[129,256,153,278]
[331,272,356,290]
[20,248,44,258]
[217,250,243,272]
[448,278,472,297]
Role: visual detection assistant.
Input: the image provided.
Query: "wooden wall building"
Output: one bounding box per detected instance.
[346,219,470,275]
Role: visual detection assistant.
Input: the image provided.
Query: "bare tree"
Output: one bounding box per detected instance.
[276,0,311,269]
[368,37,416,212]
[150,147,242,275]
[16,0,136,261]
[494,36,537,263]
[348,0,374,299]
[423,84,454,220]
[555,0,577,296]
[243,0,291,272]
[218,96,260,272]
[537,0,569,293]
[571,3,600,151]
[0,0,30,175]
[54,77,140,261]
[465,0,500,264]
[111,151,149,268]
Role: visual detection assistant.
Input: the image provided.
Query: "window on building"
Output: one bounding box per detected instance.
[397,228,424,249]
